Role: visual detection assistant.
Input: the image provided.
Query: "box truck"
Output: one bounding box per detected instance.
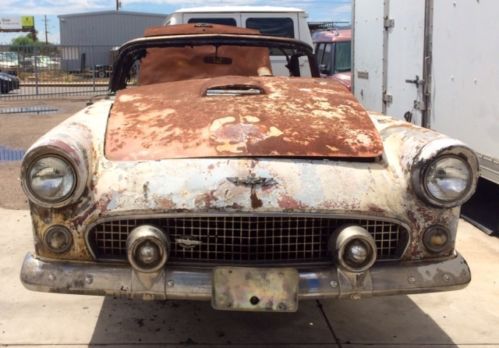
[352,0,498,233]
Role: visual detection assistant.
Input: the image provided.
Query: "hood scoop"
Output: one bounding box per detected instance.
[205,84,264,97]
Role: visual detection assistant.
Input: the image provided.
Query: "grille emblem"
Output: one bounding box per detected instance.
[175,237,202,250]
[227,175,277,187]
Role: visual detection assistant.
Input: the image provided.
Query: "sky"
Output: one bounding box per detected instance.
[0,0,351,44]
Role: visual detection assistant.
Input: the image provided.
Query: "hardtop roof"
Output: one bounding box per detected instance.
[173,6,306,14]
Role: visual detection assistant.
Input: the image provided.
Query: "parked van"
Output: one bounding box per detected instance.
[313,29,352,90]
[163,6,313,76]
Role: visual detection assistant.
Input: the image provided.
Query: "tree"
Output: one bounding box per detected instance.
[9,32,56,55]
[10,34,38,47]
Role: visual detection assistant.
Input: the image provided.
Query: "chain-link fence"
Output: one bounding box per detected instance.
[0,44,117,100]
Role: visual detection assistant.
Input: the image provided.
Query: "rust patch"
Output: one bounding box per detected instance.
[278,195,306,210]
[194,190,218,208]
[144,24,262,37]
[156,197,175,209]
[367,204,385,213]
[250,188,263,209]
[106,76,383,160]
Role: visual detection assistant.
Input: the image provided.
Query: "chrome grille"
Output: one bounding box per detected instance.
[88,216,409,264]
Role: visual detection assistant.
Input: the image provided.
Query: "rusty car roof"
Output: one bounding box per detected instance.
[105,76,384,160]
[144,23,262,37]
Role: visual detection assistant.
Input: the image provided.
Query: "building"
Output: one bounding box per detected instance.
[58,11,166,71]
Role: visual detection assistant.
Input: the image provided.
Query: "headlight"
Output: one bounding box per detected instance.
[26,156,76,204]
[424,156,472,203]
[412,141,478,208]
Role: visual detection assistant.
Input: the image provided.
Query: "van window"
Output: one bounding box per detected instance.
[335,41,351,73]
[187,18,237,26]
[315,43,333,75]
[245,18,294,38]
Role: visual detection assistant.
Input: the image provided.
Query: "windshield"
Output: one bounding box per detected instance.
[334,41,351,73]
[136,45,273,85]
[110,35,318,91]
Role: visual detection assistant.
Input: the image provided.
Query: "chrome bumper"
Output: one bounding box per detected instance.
[20,252,471,301]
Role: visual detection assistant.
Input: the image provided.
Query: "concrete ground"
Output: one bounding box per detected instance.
[0,208,498,348]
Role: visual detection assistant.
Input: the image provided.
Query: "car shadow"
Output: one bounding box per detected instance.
[89,295,457,347]
[320,295,459,347]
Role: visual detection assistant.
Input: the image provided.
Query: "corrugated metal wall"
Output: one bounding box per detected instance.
[59,11,166,69]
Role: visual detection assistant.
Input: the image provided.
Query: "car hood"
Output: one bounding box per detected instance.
[105,76,383,160]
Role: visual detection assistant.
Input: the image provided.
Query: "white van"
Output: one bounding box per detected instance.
[163,6,313,76]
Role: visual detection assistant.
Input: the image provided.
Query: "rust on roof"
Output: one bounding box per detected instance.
[144,24,262,37]
[106,76,384,161]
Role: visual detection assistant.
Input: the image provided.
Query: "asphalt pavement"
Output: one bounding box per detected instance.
[1,208,498,348]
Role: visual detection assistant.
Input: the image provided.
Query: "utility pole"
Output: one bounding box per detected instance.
[116,0,121,11]
[44,15,48,44]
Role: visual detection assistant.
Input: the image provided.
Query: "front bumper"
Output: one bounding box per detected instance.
[20,252,471,301]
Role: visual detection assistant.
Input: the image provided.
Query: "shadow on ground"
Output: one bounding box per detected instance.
[89,295,457,347]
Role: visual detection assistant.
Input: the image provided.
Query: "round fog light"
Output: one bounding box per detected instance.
[345,240,369,264]
[44,225,73,253]
[423,225,451,253]
[127,225,169,273]
[136,240,160,265]
[334,225,377,273]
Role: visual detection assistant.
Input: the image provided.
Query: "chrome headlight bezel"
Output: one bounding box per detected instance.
[412,140,479,208]
[21,148,87,208]
[26,155,76,205]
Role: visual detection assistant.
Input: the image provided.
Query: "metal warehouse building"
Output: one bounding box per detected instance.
[58,11,166,71]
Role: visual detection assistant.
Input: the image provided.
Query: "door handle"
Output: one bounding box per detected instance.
[405,75,424,87]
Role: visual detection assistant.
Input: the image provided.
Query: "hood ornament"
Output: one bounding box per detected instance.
[227,174,277,188]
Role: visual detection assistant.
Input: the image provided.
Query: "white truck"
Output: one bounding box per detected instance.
[163,6,313,76]
[352,0,499,189]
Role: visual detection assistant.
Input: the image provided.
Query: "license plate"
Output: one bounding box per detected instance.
[212,267,299,312]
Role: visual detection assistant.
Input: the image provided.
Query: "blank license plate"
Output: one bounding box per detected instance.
[212,267,299,312]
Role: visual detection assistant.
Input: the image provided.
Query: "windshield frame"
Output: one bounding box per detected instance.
[109,33,320,92]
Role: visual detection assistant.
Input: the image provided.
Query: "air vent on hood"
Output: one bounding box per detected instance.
[205,84,264,96]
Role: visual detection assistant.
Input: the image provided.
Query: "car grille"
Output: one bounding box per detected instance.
[87,216,409,264]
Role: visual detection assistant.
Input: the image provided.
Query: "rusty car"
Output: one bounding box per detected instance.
[20,24,478,312]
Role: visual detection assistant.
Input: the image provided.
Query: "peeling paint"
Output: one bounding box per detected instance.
[106,76,384,160]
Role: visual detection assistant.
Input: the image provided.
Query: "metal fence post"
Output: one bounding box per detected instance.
[34,46,40,96]
[92,46,96,92]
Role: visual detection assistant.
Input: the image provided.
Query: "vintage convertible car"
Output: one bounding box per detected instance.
[20,24,478,312]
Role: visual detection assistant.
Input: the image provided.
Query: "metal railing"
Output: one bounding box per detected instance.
[0,44,117,100]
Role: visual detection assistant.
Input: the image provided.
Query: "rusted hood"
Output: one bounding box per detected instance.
[106,76,383,160]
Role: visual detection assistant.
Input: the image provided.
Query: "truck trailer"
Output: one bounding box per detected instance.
[352,0,498,233]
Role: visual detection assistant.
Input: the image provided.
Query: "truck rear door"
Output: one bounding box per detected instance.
[353,0,427,125]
